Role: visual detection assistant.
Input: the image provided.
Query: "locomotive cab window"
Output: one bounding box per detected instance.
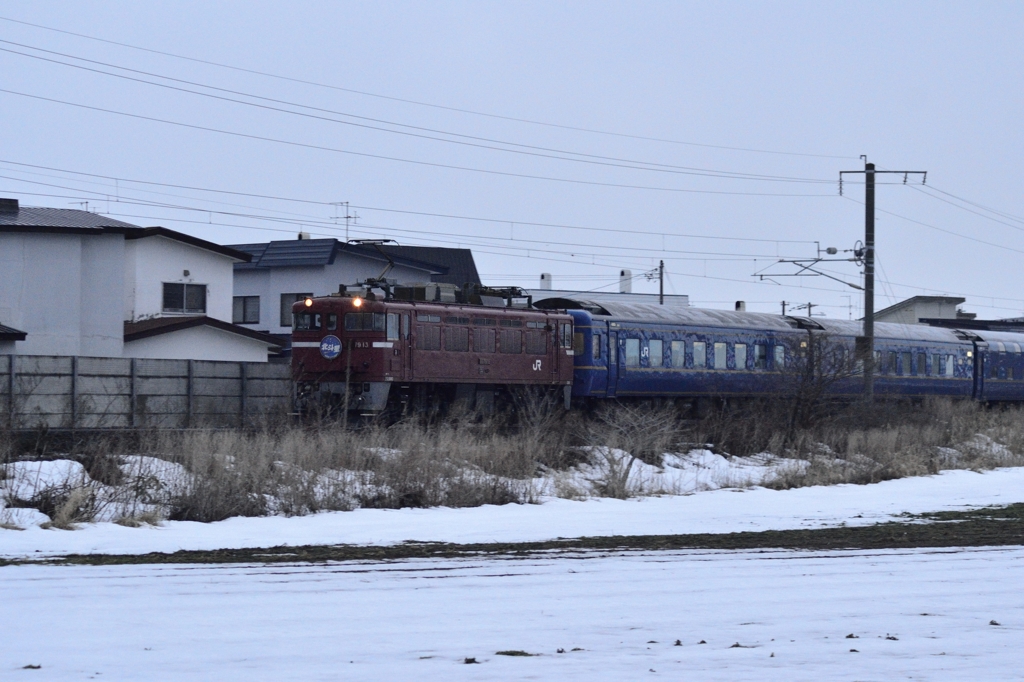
[649,339,663,367]
[293,313,321,331]
[326,314,337,331]
[561,323,573,349]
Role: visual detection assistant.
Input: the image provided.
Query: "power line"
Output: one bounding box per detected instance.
[0,158,822,244]
[0,40,836,185]
[0,87,835,198]
[0,13,856,160]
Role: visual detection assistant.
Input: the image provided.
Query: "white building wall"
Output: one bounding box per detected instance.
[125,236,236,323]
[123,326,272,362]
[0,232,124,356]
[0,340,16,354]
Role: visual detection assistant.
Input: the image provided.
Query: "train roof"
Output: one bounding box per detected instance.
[806,319,970,343]
[536,298,800,331]
[966,329,1024,346]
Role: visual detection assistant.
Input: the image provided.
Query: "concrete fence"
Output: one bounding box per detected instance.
[0,355,293,429]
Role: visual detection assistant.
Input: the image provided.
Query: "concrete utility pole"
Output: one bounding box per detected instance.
[659,260,664,305]
[840,159,927,401]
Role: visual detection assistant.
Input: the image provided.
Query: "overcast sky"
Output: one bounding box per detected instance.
[2,1,1022,318]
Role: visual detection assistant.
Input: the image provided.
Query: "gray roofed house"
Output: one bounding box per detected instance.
[227,237,480,338]
[0,197,277,361]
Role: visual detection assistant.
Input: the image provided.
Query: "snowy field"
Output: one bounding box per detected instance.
[2,466,1024,559]
[2,546,1021,680]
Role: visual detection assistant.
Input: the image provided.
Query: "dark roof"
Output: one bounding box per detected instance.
[0,324,27,341]
[124,317,281,348]
[0,200,251,262]
[379,246,480,286]
[227,238,449,275]
[0,204,141,229]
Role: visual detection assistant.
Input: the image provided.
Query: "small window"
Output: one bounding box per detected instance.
[734,343,747,370]
[164,283,207,314]
[526,321,546,329]
[649,339,663,367]
[991,361,999,379]
[232,296,259,324]
[774,345,785,370]
[326,314,337,331]
[888,351,898,375]
[280,293,312,327]
[573,332,585,356]
[593,333,602,360]
[418,313,441,323]
[294,313,321,331]
[561,323,573,349]
[624,338,640,367]
[387,313,399,341]
[474,328,495,353]
[402,314,410,338]
[693,341,707,368]
[500,319,523,328]
[754,344,767,369]
[946,355,955,377]
[714,342,727,370]
[500,329,522,354]
[417,325,441,351]
[472,318,497,326]
[1010,366,1015,381]
[671,340,685,368]
[901,352,912,375]
[345,312,385,332]
[446,316,470,325]
[446,326,469,352]
[917,353,927,376]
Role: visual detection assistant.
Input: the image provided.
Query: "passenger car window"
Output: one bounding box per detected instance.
[714,342,727,370]
[917,353,927,376]
[573,332,585,356]
[734,343,747,370]
[946,355,955,377]
[934,354,944,376]
[624,338,640,367]
[693,341,706,368]
[593,333,602,360]
[754,344,767,369]
[901,352,912,375]
[649,339,663,367]
[774,345,785,370]
[671,340,685,368]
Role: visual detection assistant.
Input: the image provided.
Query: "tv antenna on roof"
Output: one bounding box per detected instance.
[330,202,360,241]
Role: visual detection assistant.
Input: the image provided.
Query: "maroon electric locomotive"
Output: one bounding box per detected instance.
[292,286,574,414]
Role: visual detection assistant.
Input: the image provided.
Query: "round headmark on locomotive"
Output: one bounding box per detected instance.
[320,335,342,360]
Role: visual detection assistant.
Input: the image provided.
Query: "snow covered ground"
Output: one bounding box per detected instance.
[1,546,1020,680]
[2,467,1023,559]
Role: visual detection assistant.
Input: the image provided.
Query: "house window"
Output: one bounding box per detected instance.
[280,293,312,327]
[163,283,206,314]
[232,296,259,324]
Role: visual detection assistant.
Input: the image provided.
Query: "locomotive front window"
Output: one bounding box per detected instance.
[671,340,685,368]
[649,339,663,367]
[326,314,337,331]
[693,341,707,368]
[624,338,640,367]
[293,313,320,331]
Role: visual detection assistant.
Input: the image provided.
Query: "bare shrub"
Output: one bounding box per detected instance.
[581,403,682,498]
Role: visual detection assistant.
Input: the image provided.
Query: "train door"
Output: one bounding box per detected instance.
[386,313,404,380]
[606,331,619,397]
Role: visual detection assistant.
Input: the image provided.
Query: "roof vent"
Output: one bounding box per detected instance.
[0,198,19,212]
[540,273,552,290]
[619,269,632,294]
[735,300,746,312]
[297,231,311,240]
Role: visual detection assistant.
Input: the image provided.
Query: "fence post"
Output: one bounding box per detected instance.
[186,359,194,428]
[239,362,248,428]
[7,354,14,429]
[70,355,78,430]
[129,358,137,428]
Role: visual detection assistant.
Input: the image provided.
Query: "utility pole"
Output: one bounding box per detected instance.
[840,159,927,401]
[781,301,787,315]
[659,260,664,305]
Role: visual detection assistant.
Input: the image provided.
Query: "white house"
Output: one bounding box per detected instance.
[874,296,976,325]
[0,198,279,361]
[228,237,480,337]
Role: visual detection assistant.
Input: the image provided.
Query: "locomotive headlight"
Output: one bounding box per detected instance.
[352,297,363,308]
[304,297,313,307]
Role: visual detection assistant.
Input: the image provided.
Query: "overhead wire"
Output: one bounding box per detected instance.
[0,14,856,160]
[0,87,834,198]
[0,40,836,185]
